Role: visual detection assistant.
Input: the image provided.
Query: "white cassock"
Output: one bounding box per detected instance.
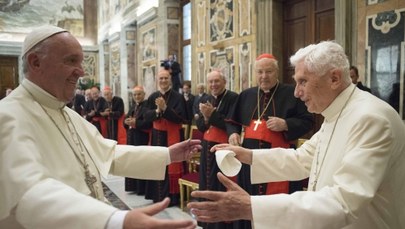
[0,79,170,228]
[247,84,405,229]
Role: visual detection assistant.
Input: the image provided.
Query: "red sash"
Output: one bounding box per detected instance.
[153,119,183,194]
[203,126,228,143]
[244,119,290,195]
[97,117,108,138]
[116,115,127,144]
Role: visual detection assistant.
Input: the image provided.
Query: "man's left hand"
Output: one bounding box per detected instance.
[266,116,288,132]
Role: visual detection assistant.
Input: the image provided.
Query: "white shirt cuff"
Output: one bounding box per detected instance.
[106,210,129,229]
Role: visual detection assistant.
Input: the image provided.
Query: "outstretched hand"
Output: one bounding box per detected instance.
[169,139,202,162]
[187,173,252,222]
[210,144,253,165]
[124,197,196,229]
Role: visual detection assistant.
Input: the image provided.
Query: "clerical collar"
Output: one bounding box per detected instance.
[22,79,65,109]
[159,87,171,95]
[321,84,356,122]
[259,84,277,94]
[213,89,226,99]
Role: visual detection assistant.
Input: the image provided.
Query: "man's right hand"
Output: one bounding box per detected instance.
[211,143,253,165]
[123,198,196,229]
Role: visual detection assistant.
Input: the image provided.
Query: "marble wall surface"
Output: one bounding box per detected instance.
[358,0,405,118]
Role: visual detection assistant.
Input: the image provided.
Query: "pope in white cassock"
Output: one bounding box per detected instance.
[188,41,405,229]
[0,25,199,229]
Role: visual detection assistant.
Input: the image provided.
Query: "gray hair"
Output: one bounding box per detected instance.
[290,41,351,84]
[209,68,227,81]
[22,39,51,74]
[197,83,205,88]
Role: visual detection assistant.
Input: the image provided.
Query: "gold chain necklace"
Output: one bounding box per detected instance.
[257,82,279,120]
[23,85,100,199]
[311,86,356,191]
[251,82,279,131]
[211,89,227,110]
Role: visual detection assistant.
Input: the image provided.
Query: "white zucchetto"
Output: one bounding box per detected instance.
[22,25,67,57]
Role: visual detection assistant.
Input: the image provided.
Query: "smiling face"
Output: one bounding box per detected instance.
[132,88,145,103]
[157,70,172,92]
[26,32,84,103]
[207,70,226,96]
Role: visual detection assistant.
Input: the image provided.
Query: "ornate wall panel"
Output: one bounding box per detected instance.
[110,39,121,95]
[197,0,207,47]
[141,26,157,63]
[239,42,252,91]
[366,8,405,118]
[142,65,156,98]
[209,46,235,91]
[168,24,180,56]
[80,51,98,87]
[126,29,137,90]
[238,0,251,36]
[209,0,234,42]
[197,52,207,84]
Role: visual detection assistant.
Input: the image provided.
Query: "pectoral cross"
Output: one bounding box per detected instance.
[253,119,262,131]
[84,164,98,197]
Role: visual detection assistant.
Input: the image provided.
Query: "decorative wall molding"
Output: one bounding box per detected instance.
[209,0,234,43]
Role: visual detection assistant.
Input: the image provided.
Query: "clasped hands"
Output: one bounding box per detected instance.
[155,97,167,113]
[124,117,136,127]
[199,101,215,120]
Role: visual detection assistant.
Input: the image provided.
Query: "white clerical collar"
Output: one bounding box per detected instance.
[159,87,171,95]
[22,79,65,109]
[321,83,356,122]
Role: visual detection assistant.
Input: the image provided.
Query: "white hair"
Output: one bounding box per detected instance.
[290,41,351,84]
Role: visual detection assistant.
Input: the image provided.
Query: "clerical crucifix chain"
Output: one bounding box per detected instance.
[23,85,100,199]
[84,164,98,197]
[310,86,356,191]
[254,82,279,131]
[253,119,262,131]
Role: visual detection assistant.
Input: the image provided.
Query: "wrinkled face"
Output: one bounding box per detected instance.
[349,69,358,84]
[255,59,278,91]
[103,89,113,102]
[158,70,171,91]
[293,61,332,114]
[207,71,226,96]
[31,33,84,102]
[90,87,100,100]
[132,89,145,103]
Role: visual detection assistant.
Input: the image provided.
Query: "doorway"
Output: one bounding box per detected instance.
[0,56,19,99]
[282,0,335,136]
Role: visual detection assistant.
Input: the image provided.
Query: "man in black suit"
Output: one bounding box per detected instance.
[168,54,182,92]
[350,66,372,93]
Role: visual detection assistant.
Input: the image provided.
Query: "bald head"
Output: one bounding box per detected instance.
[132,85,145,103]
[207,70,226,96]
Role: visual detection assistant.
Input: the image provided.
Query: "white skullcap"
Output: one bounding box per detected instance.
[22,25,68,57]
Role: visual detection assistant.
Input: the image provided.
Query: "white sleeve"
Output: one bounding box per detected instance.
[110,145,170,180]
[250,146,314,184]
[250,190,346,229]
[15,178,117,229]
[106,210,129,229]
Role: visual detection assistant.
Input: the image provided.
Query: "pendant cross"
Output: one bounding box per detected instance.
[253,119,262,131]
[84,164,97,197]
